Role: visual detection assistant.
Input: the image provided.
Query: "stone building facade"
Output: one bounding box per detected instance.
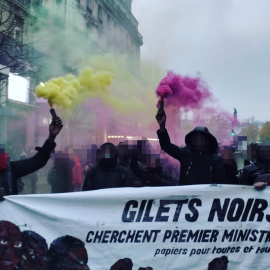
[0,0,143,152]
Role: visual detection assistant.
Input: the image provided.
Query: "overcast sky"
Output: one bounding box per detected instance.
[132,0,270,122]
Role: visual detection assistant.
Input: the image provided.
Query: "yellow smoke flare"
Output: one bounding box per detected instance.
[36,55,164,121]
[36,67,113,110]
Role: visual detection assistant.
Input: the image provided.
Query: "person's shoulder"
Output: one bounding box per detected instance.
[215,153,223,159]
[179,145,188,153]
[116,164,131,173]
[86,164,98,175]
[243,162,258,171]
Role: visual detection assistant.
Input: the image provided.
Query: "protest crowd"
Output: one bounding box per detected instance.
[0,107,269,270]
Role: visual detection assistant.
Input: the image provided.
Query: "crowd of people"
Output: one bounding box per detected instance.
[0,109,269,270]
[1,108,270,199]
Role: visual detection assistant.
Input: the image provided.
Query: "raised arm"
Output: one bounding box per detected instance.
[12,117,63,179]
[156,110,184,161]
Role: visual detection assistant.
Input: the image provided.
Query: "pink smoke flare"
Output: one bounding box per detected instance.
[156,71,212,109]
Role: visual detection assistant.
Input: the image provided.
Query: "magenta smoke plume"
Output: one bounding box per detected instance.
[156,71,212,109]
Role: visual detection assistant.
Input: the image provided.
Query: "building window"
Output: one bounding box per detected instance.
[87,0,92,14]
[107,14,111,27]
[25,0,31,8]
[98,4,103,24]
[14,27,21,41]
[14,17,23,53]
[8,73,29,103]
[32,0,41,10]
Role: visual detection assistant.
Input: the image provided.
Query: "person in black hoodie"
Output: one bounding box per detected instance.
[82,143,133,191]
[156,110,226,185]
[0,116,63,199]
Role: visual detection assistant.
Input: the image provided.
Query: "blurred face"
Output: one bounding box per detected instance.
[118,143,129,158]
[146,155,161,169]
[98,146,116,159]
[135,140,151,163]
[0,145,7,154]
[256,146,270,161]
[219,147,233,165]
[0,222,22,270]
[127,141,138,158]
[191,134,207,152]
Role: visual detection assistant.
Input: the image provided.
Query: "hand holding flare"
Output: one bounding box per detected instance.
[155,99,166,131]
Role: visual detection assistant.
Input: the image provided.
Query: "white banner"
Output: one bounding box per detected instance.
[1,185,270,269]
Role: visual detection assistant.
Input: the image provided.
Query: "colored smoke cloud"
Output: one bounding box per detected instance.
[156,71,212,110]
[154,70,241,146]
[36,67,113,110]
[34,52,240,156]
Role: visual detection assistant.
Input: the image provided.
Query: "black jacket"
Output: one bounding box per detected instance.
[83,159,134,191]
[157,127,226,185]
[47,158,75,193]
[239,160,270,185]
[0,140,56,195]
[130,158,175,186]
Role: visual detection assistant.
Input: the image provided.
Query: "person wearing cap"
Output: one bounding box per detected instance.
[156,110,226,185]
[82,142,134,191]
[0,116,63,199]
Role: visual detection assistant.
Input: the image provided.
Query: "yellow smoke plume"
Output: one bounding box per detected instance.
[84,54,164,116]
[36,54,165,121]
[36,67,113,110]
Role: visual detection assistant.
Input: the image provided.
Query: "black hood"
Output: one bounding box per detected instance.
[185,126,218,154]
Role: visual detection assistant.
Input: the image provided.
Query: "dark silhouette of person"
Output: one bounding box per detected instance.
[117,140,143,187]
[83,143,133,191]
[47,152,75,193]
[47,235,90,270]
[0,116,63,199]
[130,148,176,186]
[208,256,229,270]
[20,230,48,270]
[219,145,239,184]
[156,110,226,185]
[110,258,133,270]
[138,267,153,270]
[0,220,23,270]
